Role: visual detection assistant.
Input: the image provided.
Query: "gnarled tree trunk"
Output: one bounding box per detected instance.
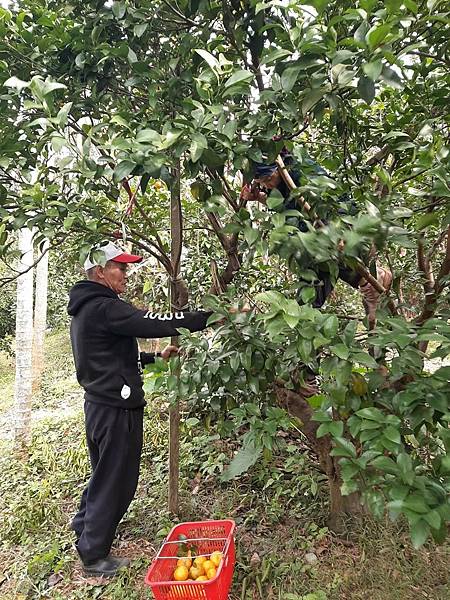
[275,384,362,526]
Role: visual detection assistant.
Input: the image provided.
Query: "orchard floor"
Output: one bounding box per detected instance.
[0,331,448,600]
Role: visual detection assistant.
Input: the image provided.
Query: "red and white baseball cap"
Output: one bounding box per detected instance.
[84,241,142,271]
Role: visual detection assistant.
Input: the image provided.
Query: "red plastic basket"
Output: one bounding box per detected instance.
[145,519,236,600]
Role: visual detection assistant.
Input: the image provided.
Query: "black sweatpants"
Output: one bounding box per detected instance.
[72,401,144,563]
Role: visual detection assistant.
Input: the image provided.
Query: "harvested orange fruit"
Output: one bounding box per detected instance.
[206,566,217,580]
[210,551,222,568]
[196,575,208,581]
[177,557,192,569]
[193,556,207,568]
[189,565,204,579]
[173,565,189,581]
[202,560,214,573]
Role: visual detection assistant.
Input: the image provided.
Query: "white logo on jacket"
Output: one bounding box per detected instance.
[143,312,185,320]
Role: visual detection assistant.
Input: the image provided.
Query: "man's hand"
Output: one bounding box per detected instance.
[240,183,267,204]
[229,304,251,314]
[160,345,179,360]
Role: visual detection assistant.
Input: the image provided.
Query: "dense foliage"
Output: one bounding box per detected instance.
[0,0,449,547]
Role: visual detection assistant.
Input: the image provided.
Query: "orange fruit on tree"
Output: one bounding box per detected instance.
[173,565,189,581]
[206,566,217,580]
[177,557,192,569]
[202,560,214,573]
[210,551,222,568]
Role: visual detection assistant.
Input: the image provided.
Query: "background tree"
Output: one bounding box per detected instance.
[32,240,49,392]
[13,227,34,451]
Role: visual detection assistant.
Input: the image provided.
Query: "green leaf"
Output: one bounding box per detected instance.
[357,76,375,104]
[371,456,399,474]
[410,519,430,549]
[380,65,403,89]
[55,102,72,127]
[114,160,135,181]
[244,227,259,246]
[365,23,391,49]
[266,189,284,209]
[255,290,287,307]
[134,23,148,37]
[220,444,262,482]
[112,1,126,19]
[224,70,253,89]
[353,352,378,368]
[190,132,208,162]
[262,48,292,65]
[356,407,385,421]
[322,315,338,338]
[362,60,383,81]
[281,66,300,92]
[166,374,178,392]
[330,344,349,360]
[195,49,220,72]
[40,79,67,95]
[317,420,344,438]
[384,425,401,444]
[423,510,441,530]
[283,314,300,329]
[302,88,325,115]
[331,437,357,458]
[4,76,30,90]
[312,410,333,423]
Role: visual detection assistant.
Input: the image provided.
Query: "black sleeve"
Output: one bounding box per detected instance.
[103,298,212,338]
[140,352,160,366]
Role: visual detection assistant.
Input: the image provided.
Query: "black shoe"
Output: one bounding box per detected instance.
[82,555,130,577]
[74,544,130,577]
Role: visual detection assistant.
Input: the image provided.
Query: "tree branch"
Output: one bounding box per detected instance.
[416,226,450,326]
[0,237,52,288]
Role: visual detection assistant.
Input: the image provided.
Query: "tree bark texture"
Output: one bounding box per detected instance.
[275,384,362,523]
[168,162,182,514]
[14,228,34,451]
[32,241,49,393]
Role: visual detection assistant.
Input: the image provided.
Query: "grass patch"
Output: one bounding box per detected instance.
[0,349,14,413]
[0,330,448,600]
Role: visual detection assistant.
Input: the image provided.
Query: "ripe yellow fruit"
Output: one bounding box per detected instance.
[210,551,222,568]
[173,565,189,581]
[196,575,208,582]
[189,565,204,579]
[202,560,214,573]
[193,556,207,568]
[177,557,192,569]
[206,566,217,580]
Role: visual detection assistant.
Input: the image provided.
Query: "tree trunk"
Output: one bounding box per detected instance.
[168,161,183,514]
[32,241,49,393]
[275,384,363,526]
[14,228,34,452]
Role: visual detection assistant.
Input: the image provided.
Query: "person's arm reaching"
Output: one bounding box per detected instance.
[104,298,212,338]
[140,345,179,366]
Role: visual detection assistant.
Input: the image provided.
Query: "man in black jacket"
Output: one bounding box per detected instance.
[68,241,211,577]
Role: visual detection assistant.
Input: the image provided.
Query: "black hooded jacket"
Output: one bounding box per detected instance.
[67,280,210,409]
